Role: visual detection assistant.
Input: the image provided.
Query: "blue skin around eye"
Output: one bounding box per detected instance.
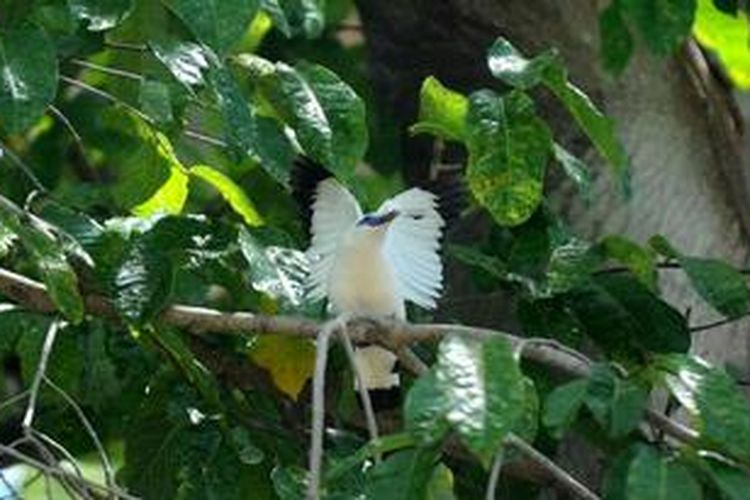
[357,214,382,227]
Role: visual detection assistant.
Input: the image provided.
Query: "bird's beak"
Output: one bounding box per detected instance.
[380,210,399,225]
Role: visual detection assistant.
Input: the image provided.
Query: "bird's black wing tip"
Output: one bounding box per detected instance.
[290,156,334,237]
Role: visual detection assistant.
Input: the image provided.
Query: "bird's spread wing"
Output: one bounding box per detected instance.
[380,188,445,309]
[306,178,362,301]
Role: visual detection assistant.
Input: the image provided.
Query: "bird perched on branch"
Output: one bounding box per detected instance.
[292,157,461,402]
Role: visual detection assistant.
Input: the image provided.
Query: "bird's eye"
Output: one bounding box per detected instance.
[410,214,424,221]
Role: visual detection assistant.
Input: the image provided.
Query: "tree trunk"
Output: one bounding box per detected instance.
[356,0,750,494]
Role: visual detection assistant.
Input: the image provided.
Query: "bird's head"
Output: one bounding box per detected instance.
[355,210,399,234]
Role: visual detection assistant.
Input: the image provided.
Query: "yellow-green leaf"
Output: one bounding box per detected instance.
[133,166,189,217]
[191,165,264,226]
[249,335,315,400]
[693,0,750,89]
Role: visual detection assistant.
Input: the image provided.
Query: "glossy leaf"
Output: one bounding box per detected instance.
[150,38,209,89]
[657,354,750,462]
[113,240,173,323]
[435,334,526,462]
[249,335,315,399]
[566,273,690,359]
[599,1,635,75]
[261,0,325,38]
[260,61,368,179]
[620,0,697,55]
[163,0,260,54]
[0,222,14,258]
[0,24,59,133]
[465,90,551,226]
[651,235,750,318]
[487,38,556,89]
[404,370,451,444]
[192,165,263,226]
[207,58,294,184]
[542,379,587,438]
[238,227,307,307]
[411,76,468,142]
[68,0,134,31]
[114,128,176,211]
[553,143,592,201]
[626,446,702,500]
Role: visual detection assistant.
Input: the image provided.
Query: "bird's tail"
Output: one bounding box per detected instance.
[353,346,400,410]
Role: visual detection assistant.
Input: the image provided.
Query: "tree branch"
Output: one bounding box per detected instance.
[0,266,703,455]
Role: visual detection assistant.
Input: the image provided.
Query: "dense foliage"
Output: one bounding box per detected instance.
[1,0,750,498]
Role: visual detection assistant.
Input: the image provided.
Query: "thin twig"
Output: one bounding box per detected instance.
[22,320,60,432]
[183,129,228,148]
[60,76,154,125]
[0,142,47,192]
[104,40,147,52]
[690,315,745,332]
[307,318,343,499]
[70,59,144,82]
[505,434,600,500]
[47,105,97,179]
[485,449,505,500]
[336,320,380,462]
[44,376,117,495]
[31,429,93,500]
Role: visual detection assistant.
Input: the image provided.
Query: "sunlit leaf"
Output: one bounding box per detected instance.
[133,164,188,218]
[192,165,263,226]
[656,354,750,462]
[597,235,657,291]
[260,61,368,179]
[150,38,209,89]
[410,76,468,142]
[249,335,315,400]
[694,0,750,90]
[435,335,526,462]
[0,24,58,133]
[552,143,592,201]
[465,90,551,226]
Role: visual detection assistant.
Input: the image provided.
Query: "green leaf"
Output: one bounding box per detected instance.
[566,273,690,359]
[626,446,702,500]
[272,466,308,500]
[150,38,209,89]
[133,151,189,218]
[17,322,84,396]
[426,463,456,500]
[0,23,59,133]
[163,0,260,54]
[517,296,584,347]
[404,370,450,444]
[68,0,134,31]
[621,0,697,55]
[694,0,750,89]
[599,1,635,75]
[207,57,293,184]
[486,37,557,89]
[365,447,441,500]
[0,222,14,258]
[597,235,658,291]
[584,364,648,438]
[447,244,508,282]
[410,76,468,142]
[192,165,263,226]
[261,0,325,38]
[465,90,552,227]
[703,456,750,500]
[113,239,173,323]
[603,445,641,500]
[656,354,750,463]
[0,206,84,323]
[547,239,597,293]
[542,379,588,438]
[139,80,173,124]
[260,61,368,179]
[552,143,592,201]
[486,37,629,189]
[651,235,750,318]
[435,335,526,462]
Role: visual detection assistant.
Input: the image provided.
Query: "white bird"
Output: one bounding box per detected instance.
[295,160,447,393]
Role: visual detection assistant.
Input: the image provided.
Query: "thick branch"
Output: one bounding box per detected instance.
[0,266,700,451]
